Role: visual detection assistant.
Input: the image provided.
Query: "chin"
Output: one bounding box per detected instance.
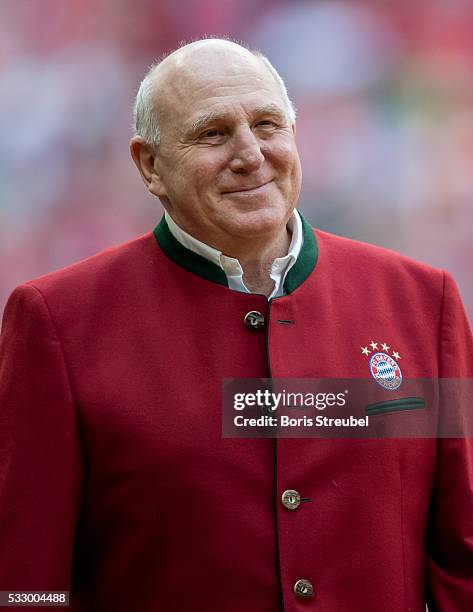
[227,206,291,238]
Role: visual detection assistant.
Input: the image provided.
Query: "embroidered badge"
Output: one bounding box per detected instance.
[360,341,403,390]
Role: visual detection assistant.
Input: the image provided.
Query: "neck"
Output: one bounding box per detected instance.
[225,228,291,297]
[164,210,293,297]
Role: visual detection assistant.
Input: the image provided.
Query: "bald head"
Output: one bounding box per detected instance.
[158,38,257,77]
[133,38,296,148]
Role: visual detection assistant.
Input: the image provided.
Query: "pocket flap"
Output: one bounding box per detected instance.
[365,397,425,415]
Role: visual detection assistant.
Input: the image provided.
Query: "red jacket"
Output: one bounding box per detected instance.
[1,214,472,611]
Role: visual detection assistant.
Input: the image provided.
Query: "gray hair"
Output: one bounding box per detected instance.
[132,41,296,149]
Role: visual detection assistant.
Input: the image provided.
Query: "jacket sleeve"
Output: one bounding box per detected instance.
[0,284,84,598]
[425,272,473,610]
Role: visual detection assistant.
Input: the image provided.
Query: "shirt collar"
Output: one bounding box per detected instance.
[164,210,303,298]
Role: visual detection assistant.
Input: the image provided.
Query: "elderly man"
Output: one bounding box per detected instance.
[0,39,472,612]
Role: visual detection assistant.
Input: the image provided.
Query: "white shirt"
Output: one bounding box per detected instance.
[164,209,303,299]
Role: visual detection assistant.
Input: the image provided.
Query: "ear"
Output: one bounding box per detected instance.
[129,136,167,198]
[291,122,296,136]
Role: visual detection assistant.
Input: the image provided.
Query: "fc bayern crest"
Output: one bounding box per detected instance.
[369,352,402,390]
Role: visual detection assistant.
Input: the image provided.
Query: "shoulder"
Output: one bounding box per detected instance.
[313,227,445,291]
[3,233,160,320]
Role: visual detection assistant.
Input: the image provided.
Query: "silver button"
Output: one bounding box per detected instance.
[281,489,301,510]
[294,579,314,598]
[243,311,265,331]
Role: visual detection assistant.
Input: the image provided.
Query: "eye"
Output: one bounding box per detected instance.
[201,129,223,138]
[255,120,279,129]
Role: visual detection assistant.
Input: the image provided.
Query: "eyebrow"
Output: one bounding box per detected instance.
[252,103,287,119]
[186,110,228,138]
[185,103,288,138]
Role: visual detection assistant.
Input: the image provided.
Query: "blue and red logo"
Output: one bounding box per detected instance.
[369,352,402,390]
[360,342,403,390]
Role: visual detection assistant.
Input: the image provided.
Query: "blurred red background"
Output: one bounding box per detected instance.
[1,0,472,321]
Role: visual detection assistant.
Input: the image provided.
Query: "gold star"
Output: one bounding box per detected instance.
[361,346,370,356]
[369,341,378,351]
[381,342,390,352]
[392,351,401,360]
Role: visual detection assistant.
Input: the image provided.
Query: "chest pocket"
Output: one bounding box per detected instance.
[365,397,425,415]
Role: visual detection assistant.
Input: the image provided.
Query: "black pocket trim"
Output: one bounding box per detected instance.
[365,397,425,415]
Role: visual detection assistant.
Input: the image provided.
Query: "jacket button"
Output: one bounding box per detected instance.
[294,579,315,598]
[281,489,301,510]
[243,311,265,331]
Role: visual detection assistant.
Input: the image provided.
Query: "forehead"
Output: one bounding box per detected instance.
[156,52,286,130]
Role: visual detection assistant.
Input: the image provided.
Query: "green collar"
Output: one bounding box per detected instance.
[153,211,318,295]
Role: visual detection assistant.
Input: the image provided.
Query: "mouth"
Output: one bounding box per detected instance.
[222,179,273,195]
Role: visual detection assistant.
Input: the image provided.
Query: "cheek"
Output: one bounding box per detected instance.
[187,153,227,192]
[267,141,301,187]
[291,160,303,200]
[291,152,302,183]
[264,136,299,169]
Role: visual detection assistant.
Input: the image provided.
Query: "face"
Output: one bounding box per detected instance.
[142,46,302,251]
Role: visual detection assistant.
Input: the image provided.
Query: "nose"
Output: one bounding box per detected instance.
[229,126,264,173]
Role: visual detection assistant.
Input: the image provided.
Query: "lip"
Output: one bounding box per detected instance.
[222,179,273,195]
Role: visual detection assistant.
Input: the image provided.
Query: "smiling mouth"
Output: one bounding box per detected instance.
[222,180,273,195]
